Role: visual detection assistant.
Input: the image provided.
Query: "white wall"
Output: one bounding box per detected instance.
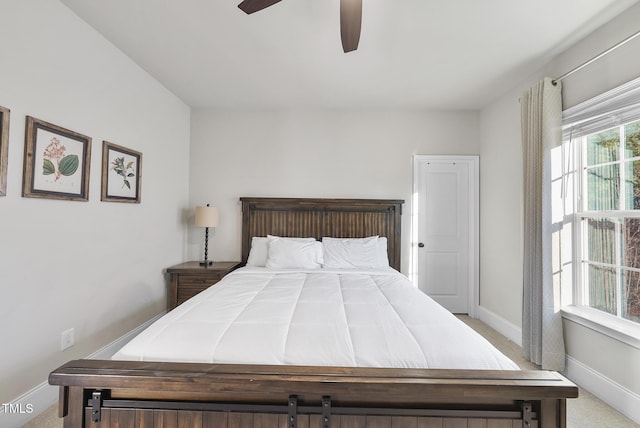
[189,109,479,274]
[0,0,190,409]
[478,94,524,327]
[479,0,640,414]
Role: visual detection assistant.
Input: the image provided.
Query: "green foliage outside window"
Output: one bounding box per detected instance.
[583,120,640,323]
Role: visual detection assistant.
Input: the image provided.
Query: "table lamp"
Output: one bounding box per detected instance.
[195,204,219,266]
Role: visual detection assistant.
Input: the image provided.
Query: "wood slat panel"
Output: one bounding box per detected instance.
[309,414,324,428]
[177,410,203,428]
[296,414,310,428]
[365,416,391,428]
[485,420,512,428]
[442,419,466,428]
[202,411,228,428]
[109,408,136,428]
[330,415,341,427]
[240,198,403,270]
[228,412,253,428]
[467,418,487,428]
[417,418,444,428]
[154,410,178,428]
[340,415,367,428]
[248,210,324,240]
[136,409,154,428]
[391,416,418,428]
[252,413,284,428]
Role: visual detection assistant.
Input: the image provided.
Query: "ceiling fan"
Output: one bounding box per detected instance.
[238,0,362,53]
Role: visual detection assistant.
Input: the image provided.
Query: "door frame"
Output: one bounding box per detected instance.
[411,155,479,317]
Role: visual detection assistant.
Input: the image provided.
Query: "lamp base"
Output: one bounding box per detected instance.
[199,260,213,266]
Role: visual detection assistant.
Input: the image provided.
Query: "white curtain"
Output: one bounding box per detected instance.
[521,77,566,370]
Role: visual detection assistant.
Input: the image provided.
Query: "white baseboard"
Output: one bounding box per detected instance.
[0,312,165,428]
[475,305,523,346]
[565,355,640,425]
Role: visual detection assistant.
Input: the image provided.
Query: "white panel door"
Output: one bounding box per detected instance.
[414,156,478,314]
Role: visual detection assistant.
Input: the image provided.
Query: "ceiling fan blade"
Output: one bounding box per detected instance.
[340,0,362,53]
[238,0,282,14]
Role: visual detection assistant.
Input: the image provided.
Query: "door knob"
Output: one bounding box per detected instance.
[418,242,425,248]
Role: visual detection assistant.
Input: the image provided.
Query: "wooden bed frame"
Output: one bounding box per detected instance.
[49,197,578,428]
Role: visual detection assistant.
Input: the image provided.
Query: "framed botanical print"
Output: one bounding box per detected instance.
[0,105,9,196]
[22,116,91,201]
[101,141,142,203]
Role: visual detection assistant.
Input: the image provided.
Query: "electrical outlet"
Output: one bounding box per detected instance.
[61,328,74,351]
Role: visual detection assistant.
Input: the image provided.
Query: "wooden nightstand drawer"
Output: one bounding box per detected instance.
[177,274,223,286]
[177,285,210,306]
[166,261,240,310]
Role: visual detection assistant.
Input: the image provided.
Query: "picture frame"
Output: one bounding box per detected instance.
[22,116,91,201]
[0,105,9,196]
[101,141,142,203]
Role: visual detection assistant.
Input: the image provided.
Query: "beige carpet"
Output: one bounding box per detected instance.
[22,316,639,427]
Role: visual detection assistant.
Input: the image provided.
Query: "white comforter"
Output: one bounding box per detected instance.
[113,267,518,370]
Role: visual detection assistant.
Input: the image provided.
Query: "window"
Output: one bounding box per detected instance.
[578,121,640,323]
[562,77,640,334]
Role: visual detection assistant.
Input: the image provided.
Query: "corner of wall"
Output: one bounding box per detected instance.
[476,305,523,346]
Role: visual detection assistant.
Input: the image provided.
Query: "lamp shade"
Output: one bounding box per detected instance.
[195,205,219,228]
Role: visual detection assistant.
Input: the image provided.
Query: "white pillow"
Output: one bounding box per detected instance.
[246,236,268,267]
[377,236,390,268]
[322,236,389,269]
[247,235,316,267]
[265,236,323,269]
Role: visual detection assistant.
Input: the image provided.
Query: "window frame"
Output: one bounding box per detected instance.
[561,77,640,349]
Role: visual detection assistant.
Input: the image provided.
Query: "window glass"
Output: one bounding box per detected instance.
[624,122,640,210]
[587,264,617,315]
[623,269,640,322]
[622,218,640,269]
[623,160,640,209]
[586,218,616,265]
[625,121,640,158]
[586,164,619,210]
[586,127,619,166]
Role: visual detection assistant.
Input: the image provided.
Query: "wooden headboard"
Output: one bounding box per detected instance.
[240,197,404,270]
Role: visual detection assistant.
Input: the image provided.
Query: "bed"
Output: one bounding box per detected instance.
[49,197,578,428]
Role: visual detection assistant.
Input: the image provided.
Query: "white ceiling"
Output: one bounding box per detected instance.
[60,0,638,110]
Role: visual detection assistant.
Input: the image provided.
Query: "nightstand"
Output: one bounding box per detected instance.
[166,261,241,310]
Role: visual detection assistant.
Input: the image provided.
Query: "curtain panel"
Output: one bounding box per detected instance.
[521,77,566,370]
